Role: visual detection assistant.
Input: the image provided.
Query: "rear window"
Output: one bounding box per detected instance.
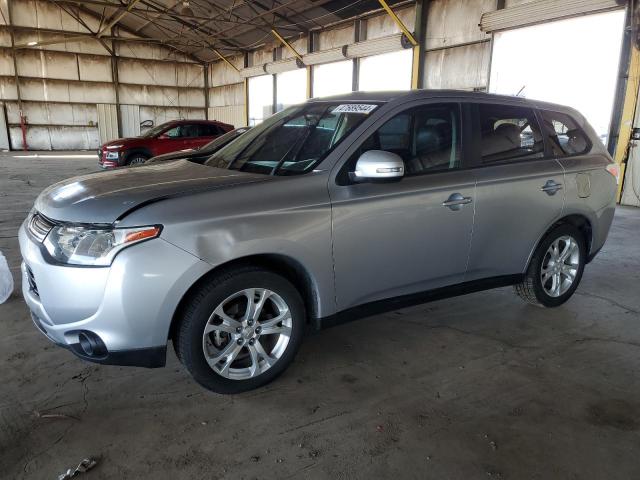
[538,110,591,156]
[200,124,224,136]
[478,103,544,164]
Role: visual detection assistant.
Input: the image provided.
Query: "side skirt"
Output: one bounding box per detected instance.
[314,274,524,330]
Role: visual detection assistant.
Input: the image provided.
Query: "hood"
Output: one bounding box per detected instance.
[148,149,196,163]
[101,137,146,148]
[35,160,271,224]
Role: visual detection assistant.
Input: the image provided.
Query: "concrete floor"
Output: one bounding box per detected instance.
[1,151,639,480]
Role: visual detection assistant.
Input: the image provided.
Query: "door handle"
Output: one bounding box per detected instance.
[442,193,472,211]
[540,179,563,195]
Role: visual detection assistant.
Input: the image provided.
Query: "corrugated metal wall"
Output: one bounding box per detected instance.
[0,103,9,150]
[120,104,141,138]
[207,1,495,116]
[0,0,206,150]
[3,0,596,149]
[96,104,118,144]
[424,0,493,91]
[208,106,244,129]
[208,55,245,127]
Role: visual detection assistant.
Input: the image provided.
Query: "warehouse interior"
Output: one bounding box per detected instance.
[1,0,640,478]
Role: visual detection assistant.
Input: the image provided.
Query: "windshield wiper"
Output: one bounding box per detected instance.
[269,126,314,175]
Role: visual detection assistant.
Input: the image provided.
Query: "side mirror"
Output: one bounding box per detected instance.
[350,150,405,183]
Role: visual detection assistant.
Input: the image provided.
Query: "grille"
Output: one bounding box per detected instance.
[28,213,54,243]
[26,265,39,297]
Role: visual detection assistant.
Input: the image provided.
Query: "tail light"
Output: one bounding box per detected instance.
[606,163,620,184]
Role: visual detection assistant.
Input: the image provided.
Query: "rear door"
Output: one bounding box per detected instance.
[184,124,219,149]
[329,101,477,311]
[465,102,565,280]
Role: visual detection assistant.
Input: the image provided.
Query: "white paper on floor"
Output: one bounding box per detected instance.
[0,250,14,304]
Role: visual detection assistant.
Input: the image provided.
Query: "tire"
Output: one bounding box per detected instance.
[127,153,148,166]
[174,266,305,394]
[514,223,587,308]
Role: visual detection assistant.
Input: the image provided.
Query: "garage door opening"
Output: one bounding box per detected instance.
[313,60,353,98]
[359,49,412,92]
[489,10,625,146]
[248,75,274,126]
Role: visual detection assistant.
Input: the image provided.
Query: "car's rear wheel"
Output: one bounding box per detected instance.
[514,223,586,307]
[174,267,305,394]
[127,153,148,166]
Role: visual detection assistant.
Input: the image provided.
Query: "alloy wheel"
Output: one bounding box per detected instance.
[202,288,292,380]
[540,235,580,298]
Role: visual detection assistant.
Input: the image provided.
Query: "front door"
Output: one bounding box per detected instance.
[329,102,476,311]
[465,102,565,280]
[156,124,188,155]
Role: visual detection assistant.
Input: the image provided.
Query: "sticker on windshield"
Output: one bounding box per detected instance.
[331,104,378,115]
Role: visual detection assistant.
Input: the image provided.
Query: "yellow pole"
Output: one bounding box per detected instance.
[377,0,419,89]
[271,29,304,63]
[614,44,640,202]
[377,0,418,46]
[411,46,421,89]
[213,49,240,73]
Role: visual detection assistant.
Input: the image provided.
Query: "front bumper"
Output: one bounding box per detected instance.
[98,149,122,169]
[19,221,211,368]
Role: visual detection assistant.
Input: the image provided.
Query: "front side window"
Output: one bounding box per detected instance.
[342,103,461,179]
[539,110,591,156]
[142,122,173,138]
[163,126,182,138]
[205,102,379,175]
[478,104,544,164]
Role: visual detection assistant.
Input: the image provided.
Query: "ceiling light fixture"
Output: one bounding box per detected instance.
[181,1,195,17]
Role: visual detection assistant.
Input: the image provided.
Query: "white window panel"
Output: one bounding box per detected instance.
[276,69,307,112]
[248,75,273,126]
[313,61,353,98]
[359,49,412,92]
[489,10,625,140]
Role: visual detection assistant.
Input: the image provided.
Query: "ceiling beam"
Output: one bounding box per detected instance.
[44,0,203,62]
[96,0,142,37]
[136,0,245,51]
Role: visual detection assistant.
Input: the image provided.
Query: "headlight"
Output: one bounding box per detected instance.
[105,151,119,160]
[43,225,161,266]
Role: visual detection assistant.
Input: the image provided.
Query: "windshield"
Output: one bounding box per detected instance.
[201,127,250,152]
[205,102,379,175]
[141,122,173,138]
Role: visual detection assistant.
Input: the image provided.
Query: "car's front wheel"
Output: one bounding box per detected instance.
[174,267,305,394]
[127,153,148,166]
[514,223,586,307]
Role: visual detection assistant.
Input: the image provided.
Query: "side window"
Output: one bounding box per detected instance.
[163,126,181,138]
[539,110,591,156]
[342,103,461,180]
[478,104,544,164]
[201,124,222,136]
[181,124,201,138]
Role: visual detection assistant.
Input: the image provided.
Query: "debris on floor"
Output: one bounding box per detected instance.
[0,250,13,304]
[57,458,97,480]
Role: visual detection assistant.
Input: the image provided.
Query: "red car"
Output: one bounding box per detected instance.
[98,119,234,168]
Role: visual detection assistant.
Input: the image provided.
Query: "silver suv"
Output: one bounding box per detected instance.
[19,91,617,393]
